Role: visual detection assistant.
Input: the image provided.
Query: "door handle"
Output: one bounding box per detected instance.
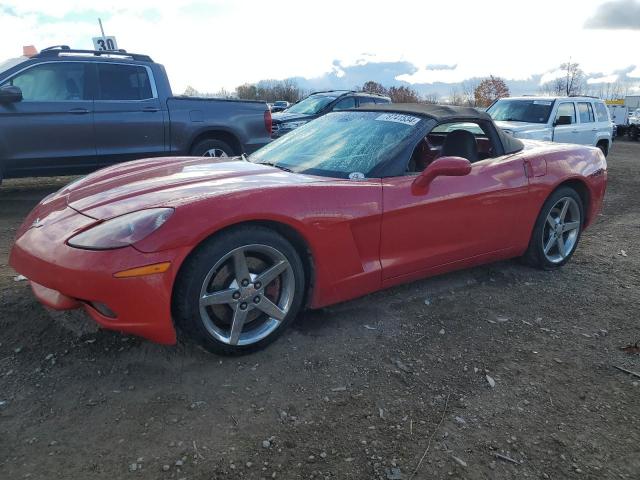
[571,130,579,133]
[591,128,598,132]
[142,107,160,112]
[68,107,90,114]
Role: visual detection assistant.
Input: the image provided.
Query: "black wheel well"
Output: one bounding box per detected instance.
[180,220,315,308]
[556,179,591,224]
[190,130,242,155]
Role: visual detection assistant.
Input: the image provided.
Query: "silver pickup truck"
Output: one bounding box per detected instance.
[0,46,272,182]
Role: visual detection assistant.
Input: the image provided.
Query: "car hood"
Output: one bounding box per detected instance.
[271,111,313,123]
[494,121,550,133]
[60,156,328,219]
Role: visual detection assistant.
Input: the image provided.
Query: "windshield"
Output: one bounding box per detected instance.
[487,99,553,124]
[285,95,337,115]
[250,111,424,178]
[0,57,27,77]
[274,101,287,107]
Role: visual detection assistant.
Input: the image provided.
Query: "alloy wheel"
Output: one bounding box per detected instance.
[198,245,295,346]
[541,197,581,264]
[203,148,229,158]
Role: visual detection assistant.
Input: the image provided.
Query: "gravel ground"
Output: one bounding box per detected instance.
[0,141,638,480]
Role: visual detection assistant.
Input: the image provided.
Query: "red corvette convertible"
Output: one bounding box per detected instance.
[10,104,607,354]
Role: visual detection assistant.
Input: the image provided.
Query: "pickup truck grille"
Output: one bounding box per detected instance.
[271,124,280,135]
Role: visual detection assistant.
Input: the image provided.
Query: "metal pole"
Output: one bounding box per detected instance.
[98,18,107,43]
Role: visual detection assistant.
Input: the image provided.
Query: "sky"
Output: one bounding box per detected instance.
[1,0,639,96]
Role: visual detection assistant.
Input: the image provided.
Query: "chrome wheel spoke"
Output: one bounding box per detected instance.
[559,199,570,221]
[557,234,567,258]
[255,297,286,320]
[255,260,287,288]
[546,215,556,229]
[543,235,556,254]
[200,288,236,307]
[562,221,580,233]
[229,305,249,345]
[233,250,251,285]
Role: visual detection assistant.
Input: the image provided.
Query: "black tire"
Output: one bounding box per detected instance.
[597,141,608,157]
[172,226,306,355]
[628,125,638,141]
[522,186,584,270]
[190,138,236,158]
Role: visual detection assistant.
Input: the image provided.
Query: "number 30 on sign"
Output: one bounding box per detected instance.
[92,36,118,51]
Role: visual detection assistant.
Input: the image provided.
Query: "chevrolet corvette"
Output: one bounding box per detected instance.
[9,104,607,354]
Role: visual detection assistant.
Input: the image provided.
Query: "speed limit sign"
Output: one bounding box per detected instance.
[92,36,118,51]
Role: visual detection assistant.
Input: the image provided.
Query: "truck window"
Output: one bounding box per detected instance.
[594,102,610,122]
[2,62,86,101]
[97,64,153,101]
[555,103,576,124]
[358,97,376,107]
[333,97,356,111]
[577,102,595,123]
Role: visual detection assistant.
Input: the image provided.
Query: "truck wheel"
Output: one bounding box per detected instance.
[596,141,608,157]
[628,125,638,141]
[190,139,236,158]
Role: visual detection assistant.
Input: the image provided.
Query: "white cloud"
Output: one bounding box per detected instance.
[0,0,636,93]
[587,74,619,84]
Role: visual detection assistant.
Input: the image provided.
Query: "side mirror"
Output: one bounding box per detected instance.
[412,156,471,194]
[554,115,572,126]
[0,85,22,103]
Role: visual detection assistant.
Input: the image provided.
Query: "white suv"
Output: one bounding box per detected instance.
[487,96,612,156]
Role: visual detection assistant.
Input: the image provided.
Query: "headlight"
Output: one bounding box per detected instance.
[68,208,173,250]
[281,120,308,130]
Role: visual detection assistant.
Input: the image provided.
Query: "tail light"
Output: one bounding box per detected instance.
[264,109,272,135]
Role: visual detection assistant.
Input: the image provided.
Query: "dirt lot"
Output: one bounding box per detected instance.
[1,142,639,480]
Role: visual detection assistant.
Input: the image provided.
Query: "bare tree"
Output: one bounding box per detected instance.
[183,85,199,96]
[474,75,510,107]
[447,87,465,106]
[387,86,421,103]
[236,83,258,100]
[540,61,585,96]
[362,81,387,95]
[461,79,480,106]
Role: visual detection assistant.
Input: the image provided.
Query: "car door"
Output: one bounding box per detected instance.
[576,102,597,146]
[380,126,530,281]
[553,102,579,144]
[93,62,165,165]
[0,61,96,176]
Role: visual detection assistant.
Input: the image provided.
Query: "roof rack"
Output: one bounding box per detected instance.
[568,94,599,99]
[308,89,354,96]
[34,46,153,62]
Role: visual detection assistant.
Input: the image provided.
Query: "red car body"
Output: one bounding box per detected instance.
[9,140,606,345]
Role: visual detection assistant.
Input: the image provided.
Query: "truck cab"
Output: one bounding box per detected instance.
[487,96,612,156]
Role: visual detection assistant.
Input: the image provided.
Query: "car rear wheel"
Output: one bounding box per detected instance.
[190,138,235,158]
[522,187,583,269]
[173,226,305,355]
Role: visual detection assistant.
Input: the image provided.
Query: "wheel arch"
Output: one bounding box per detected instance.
[552,178,591,225]
[189,129,242,155]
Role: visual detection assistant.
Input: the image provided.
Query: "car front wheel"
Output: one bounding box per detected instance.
[173,226,306,355]
[523,187,584,269]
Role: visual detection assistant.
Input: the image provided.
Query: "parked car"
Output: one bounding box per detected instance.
[271,90,391,137]
[487,96,612,156]
[10,104,607,354]
[0,46,272,182]
[627,108,640,140]
[270,100,290,113]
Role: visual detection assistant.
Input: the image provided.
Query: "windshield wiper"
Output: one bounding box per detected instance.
[258,161,293,173]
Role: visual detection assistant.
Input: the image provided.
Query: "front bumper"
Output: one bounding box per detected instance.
[9,208,191,345]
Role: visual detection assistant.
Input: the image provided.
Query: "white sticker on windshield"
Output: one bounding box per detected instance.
[533,100,552,105]
[349,172,366,181]
[375,113,420,126]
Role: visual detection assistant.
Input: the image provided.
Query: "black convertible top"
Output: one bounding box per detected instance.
[356,103,524,155]
[358,102,491,122]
